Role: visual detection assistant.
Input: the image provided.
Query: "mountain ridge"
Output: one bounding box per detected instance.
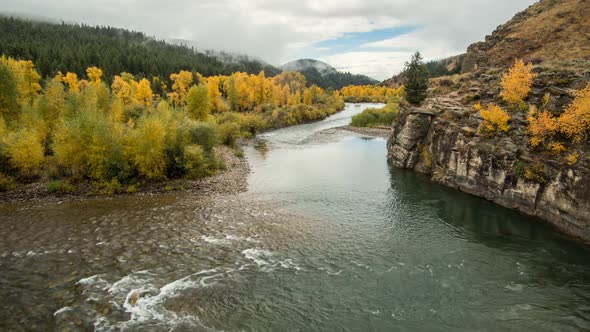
[280,58,378,90]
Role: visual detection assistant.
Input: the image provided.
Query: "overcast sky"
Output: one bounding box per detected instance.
[3,0,536,80]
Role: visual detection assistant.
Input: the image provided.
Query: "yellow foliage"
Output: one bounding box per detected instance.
[0,56,42,106]
[64,72,80,93]
[500,59,536,106]
[527,107,558,147]
[134,78,153,107]
[339,85,404,102]
[169,70,193,107]
[524,164,545,183]
[111,75,133,105]
[5,128,45,175]
[558,83,590,142]
[0,57,345,190]
[566,152,579,166]
[128,116,166,179]
[86,67,103,85]
[476,103,511,135]
[547,142,566,156]
[110,98,124,122]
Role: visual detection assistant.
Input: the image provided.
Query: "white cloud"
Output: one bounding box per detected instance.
[2,0,537,80]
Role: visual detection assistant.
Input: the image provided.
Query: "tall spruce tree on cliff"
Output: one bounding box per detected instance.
[404,52,428,105]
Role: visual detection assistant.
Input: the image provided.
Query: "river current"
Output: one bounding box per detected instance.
[1,103,589,331]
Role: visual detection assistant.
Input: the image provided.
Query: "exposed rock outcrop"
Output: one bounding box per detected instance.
[388,0,590,241]
[388,69,590,242]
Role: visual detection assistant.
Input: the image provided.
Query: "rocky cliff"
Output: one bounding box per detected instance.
[387,0,590,241]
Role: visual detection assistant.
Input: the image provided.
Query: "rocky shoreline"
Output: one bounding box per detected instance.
[337,125,392,138]
[0,145,250,204]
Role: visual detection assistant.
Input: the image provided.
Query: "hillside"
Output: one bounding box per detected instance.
[281,59,378,90]
[0,16,279,81]
[381,54,464,87]
[462,0,590,72]
[387,0,590,241]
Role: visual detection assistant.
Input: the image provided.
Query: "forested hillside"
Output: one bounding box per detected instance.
[0,16,278,82]
[281,59,378,90]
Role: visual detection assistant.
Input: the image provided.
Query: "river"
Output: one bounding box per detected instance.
[0,103,589,331]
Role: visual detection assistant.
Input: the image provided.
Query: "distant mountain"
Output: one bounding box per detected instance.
[0,16,279,81]
[281,59,338,75]
[203,50,281,77]
[281,59,378,90]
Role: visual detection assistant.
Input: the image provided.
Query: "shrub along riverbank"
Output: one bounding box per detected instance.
[0,56,345,197]
[350,98,401,128]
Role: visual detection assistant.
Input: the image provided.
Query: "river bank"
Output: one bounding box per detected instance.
[2,102,590,331]
[338,125,392,138]
[0,145,249,204]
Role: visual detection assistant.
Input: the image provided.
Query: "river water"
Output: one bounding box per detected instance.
[1,103,589,331]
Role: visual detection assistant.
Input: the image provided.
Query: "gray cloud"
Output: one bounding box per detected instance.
[2,0,536,80]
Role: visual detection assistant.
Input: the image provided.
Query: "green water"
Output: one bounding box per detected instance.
[0,103,589,331]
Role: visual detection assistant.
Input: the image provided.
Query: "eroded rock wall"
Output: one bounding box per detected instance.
[388,90,590,242]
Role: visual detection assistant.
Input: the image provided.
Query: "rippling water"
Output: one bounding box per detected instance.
[1,103,589,331]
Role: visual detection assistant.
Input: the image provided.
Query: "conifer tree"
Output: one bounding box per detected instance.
[404,52,428,105]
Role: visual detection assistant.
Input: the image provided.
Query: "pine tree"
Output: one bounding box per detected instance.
[404,52,428,105]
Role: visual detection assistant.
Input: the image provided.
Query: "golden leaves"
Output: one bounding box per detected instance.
[500,59,536,106]
[476,103,511,135]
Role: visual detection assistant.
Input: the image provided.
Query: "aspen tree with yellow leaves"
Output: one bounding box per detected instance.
[500,59,536,107]
[0,56,349,194]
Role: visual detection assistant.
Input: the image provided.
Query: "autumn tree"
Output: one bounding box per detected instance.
[404,52,428,105]
[500,59,536,107]
[527,106,558,147]
[0,57,42,107]
[64,72,80,93]
[86,66,103,85]
[169,70,193,107]
[0,62,18,117]
[186,85,210,121]
[134,78,153,107]
[227,76,240,110]
[5,128,45,176]
[476,103,511,135]
[111,75,133,105]
[558,83,590,142]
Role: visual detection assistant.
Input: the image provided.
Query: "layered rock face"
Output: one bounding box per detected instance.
[387,71,590,241]
[388,0,590,241]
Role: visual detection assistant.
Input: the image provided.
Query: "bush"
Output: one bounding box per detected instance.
[528,107,558,147]
[558,83,590,142]
[476,103,511,135]
[500,59,536,106]
[96,178,123,195]
[187,122,219,152]
[46,180,75,194]
[218,122,241,146]
[128,116,167,180]
[5,128,45,177]
[183,144,209,179]
[53,110,130,181]
[0,173,16,191]
[351,101,399,127]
